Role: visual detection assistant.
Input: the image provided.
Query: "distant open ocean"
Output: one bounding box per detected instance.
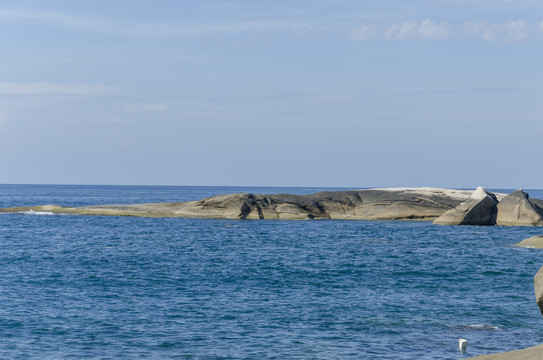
[1,184,543,359]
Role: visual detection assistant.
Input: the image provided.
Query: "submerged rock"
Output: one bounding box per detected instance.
[496,190,543,226]
[466,344,543,359]
[433,187,498,225]
[516,236,543,249]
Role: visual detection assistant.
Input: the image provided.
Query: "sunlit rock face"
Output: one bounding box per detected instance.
[496,189,543,226]
[0,187,474,220]
[433,187,498,226]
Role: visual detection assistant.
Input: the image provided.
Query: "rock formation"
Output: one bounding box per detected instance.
[433,187,498,225]
[516,236,543,249]
[496,190,543,226]
[3,187,543,226]
[0,187,474,220]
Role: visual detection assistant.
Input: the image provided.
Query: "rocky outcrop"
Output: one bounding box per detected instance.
[433,187,498,225]
[496,190,543,226]
[0,187,474,220]
[516,236,543,249]
[3,187,543,225]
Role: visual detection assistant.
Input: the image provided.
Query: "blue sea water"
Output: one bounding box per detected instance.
[1,185,543,359]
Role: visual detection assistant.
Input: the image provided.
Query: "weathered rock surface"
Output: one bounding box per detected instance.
[433,187,498,225]
[496,190,543,226]
[466,344,543,359]
[0,187,475,220]
[516,236,543,249]
[6,187,543,225]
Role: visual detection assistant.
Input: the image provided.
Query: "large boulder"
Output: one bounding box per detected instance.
[496,189,543,226]
[433,187,498,225]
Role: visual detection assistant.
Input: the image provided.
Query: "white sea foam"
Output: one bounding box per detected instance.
[19,209,55,216]
[465,324,501,330]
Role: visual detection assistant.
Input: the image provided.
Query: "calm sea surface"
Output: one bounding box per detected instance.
[1,185,543,359]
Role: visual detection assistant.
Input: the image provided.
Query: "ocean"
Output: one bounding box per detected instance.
[1,184,543,359]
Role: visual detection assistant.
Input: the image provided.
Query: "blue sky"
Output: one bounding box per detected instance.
[0,0,542,188]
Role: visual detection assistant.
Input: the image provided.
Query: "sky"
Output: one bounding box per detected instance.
[0,0,542,188]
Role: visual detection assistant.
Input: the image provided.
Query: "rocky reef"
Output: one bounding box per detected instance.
[0,187,473,220]
[2,186,543,226]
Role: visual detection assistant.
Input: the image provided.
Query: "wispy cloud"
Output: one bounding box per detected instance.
[0,82,117,96]
[1,6,541,43]
[0,7,311,38]
[0,8,95,27]
[123,103,167,112]
[130,20,311,38]
[352,19,543,42]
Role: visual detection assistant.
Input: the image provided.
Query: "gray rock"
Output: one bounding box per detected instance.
[0,187,477,220]
[496,189,543,226]
[433,187,498,225]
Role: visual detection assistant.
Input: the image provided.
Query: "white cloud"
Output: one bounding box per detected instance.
[384,21,419,39]
[351,25,380,41]
[0,82,117,96]
[352,19,543,42]
[462,19,535,41]
[419,19,451,39]
[2,7,541,43]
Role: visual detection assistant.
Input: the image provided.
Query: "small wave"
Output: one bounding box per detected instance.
[19,210,55,216]
[448,323,501,331]
[465,323,501,330]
